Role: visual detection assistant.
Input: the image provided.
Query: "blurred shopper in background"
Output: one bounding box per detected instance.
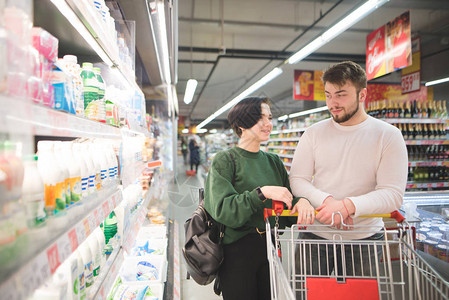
[189,138,200,172]
[205,97,314,300]
[181,138,188,165]
[289,61,408,276]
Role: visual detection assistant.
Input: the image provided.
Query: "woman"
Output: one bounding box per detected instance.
[204,97,315,300]
[189,139,200,172]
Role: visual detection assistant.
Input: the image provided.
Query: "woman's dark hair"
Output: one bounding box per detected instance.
[227,97,271,137]
[322,61,367,93]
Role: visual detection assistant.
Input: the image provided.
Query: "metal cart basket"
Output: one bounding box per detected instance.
[264,202,449,300]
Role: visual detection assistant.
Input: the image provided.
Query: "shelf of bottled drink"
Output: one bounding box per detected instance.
[406,182,449,189]
[0,186,122,299]
[405,139,449,145]
[409,161,449,167]
[0,95,122,139]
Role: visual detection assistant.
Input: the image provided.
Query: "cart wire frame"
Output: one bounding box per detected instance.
[265,217,449,300]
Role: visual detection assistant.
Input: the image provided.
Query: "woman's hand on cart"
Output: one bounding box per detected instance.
[260,186,293,209]
[290,197,315,225]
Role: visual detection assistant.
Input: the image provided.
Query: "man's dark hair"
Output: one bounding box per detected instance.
[322,61,367,92]
[227,97,271,137]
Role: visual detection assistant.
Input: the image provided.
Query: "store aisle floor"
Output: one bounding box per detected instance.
[169,155,221,299]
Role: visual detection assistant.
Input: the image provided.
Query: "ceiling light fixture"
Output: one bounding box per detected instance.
[196,67,283,129]
[425,76,449,87]
[182,128,189,134]
[146,0,172,84]
[50,0,114,67]
[184,79,198,104]
[287,0,389,65]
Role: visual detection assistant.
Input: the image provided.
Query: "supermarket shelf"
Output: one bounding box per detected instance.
[271,127,307,135]
[409,161,449,167]
[268,137,301,142]
[406,182,449,189]
[89,246,125,300]
[0,95,122,139]
[60,0,141,92]
[0,186,122,300]
[267,145,297,150]
[382,118,448,124]
[404,139,449,145]
[273,153,295,159]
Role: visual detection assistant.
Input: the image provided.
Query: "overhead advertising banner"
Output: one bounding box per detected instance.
[401,37,421,94]
[293,70,325,101]
[365,83,431,105]
[366,10,412,80]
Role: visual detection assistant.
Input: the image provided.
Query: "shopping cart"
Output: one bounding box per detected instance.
[264,201,449,300]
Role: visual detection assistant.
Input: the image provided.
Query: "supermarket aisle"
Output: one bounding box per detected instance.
[169,155,222,299]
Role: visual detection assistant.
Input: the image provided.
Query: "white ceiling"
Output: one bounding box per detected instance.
[175,0,449,129]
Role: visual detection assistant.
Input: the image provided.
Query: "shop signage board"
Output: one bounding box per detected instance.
[401,37,422,94]
[366,10,412,80]
[293,70,325,101]
[365,83,430,104]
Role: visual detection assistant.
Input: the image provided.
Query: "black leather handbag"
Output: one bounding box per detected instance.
[182,152,235,293]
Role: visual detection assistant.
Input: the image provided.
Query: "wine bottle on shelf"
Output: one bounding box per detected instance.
[422,102,428,118]
[427,101,433,118]
[416,101,422,118]
[397,101,403,118]
[416,124,423,139]
[380,100,387,118]
[408,166,413,182]
[423,124,429,139]
[386,100,392,118]
[404,100,411,118]
[411,100,417,118]
[436,100,443,118]
[428,124,435,139]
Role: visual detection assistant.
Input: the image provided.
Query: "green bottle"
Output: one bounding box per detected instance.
[80,63,99,120]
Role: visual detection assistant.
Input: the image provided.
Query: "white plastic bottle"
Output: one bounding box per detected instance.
[72,143,89,200]
[54,254,79,300]
[75,249,86,300]
[80,143,96,195]
[94,227,106,269]
[78,240,94,290]
[62,142,82,204]
[94,143,109,188]
[37,141,66,217]
[21,155,46,228]
[87,234,101,278]
[93,67,106,123]
[107,144,118,183]
[88,143,102,190]
[54,141,71,207]
[62,55,84,117]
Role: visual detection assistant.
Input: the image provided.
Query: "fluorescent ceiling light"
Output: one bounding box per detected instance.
[184,79,198,104]
[197,67,283,129]
[50,0,114,67]
[278,115,289,121]
[288,0,388,65]
[182,128,189,134]
[209,129,218,134]
[197,128,208,133]
[425,76,449,87]
[146,0,171,84]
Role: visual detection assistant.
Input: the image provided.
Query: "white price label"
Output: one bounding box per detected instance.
[93,209,101,227]
[76,222,87,242]
[57,235,72,262]
[35,252,51,286]
[401,71,420,93]
[88,214,96,232]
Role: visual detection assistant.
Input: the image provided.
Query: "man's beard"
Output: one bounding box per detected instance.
[331,94,360,124]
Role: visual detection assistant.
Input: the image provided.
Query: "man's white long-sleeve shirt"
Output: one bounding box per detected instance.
[289,116,408,239]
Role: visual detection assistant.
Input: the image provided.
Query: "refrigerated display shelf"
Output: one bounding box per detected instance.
[406,182,449,189]
[409,161,449,167]
[0,187,122,300]
[54,0,140,92]
[0,95,122,139]
[89,245,124,300]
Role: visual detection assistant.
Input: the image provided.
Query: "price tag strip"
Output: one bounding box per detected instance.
[0,188,122,299]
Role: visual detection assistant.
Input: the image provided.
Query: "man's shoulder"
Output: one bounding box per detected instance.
[304,118,333,133]
[368,116,402,133]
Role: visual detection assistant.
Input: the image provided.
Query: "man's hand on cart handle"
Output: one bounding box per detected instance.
[265,200,406,224]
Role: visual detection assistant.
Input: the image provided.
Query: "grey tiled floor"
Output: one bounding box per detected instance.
[169,156,222,299]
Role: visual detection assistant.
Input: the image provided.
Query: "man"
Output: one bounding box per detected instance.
[289,61,408,276]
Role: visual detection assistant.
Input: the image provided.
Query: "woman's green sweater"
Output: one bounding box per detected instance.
[204,146,298,244]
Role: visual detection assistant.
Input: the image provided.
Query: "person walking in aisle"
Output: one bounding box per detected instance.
[189,138,200,173]
[181,138,188,165]
[289,61,408,276]
[205,97,315,300]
